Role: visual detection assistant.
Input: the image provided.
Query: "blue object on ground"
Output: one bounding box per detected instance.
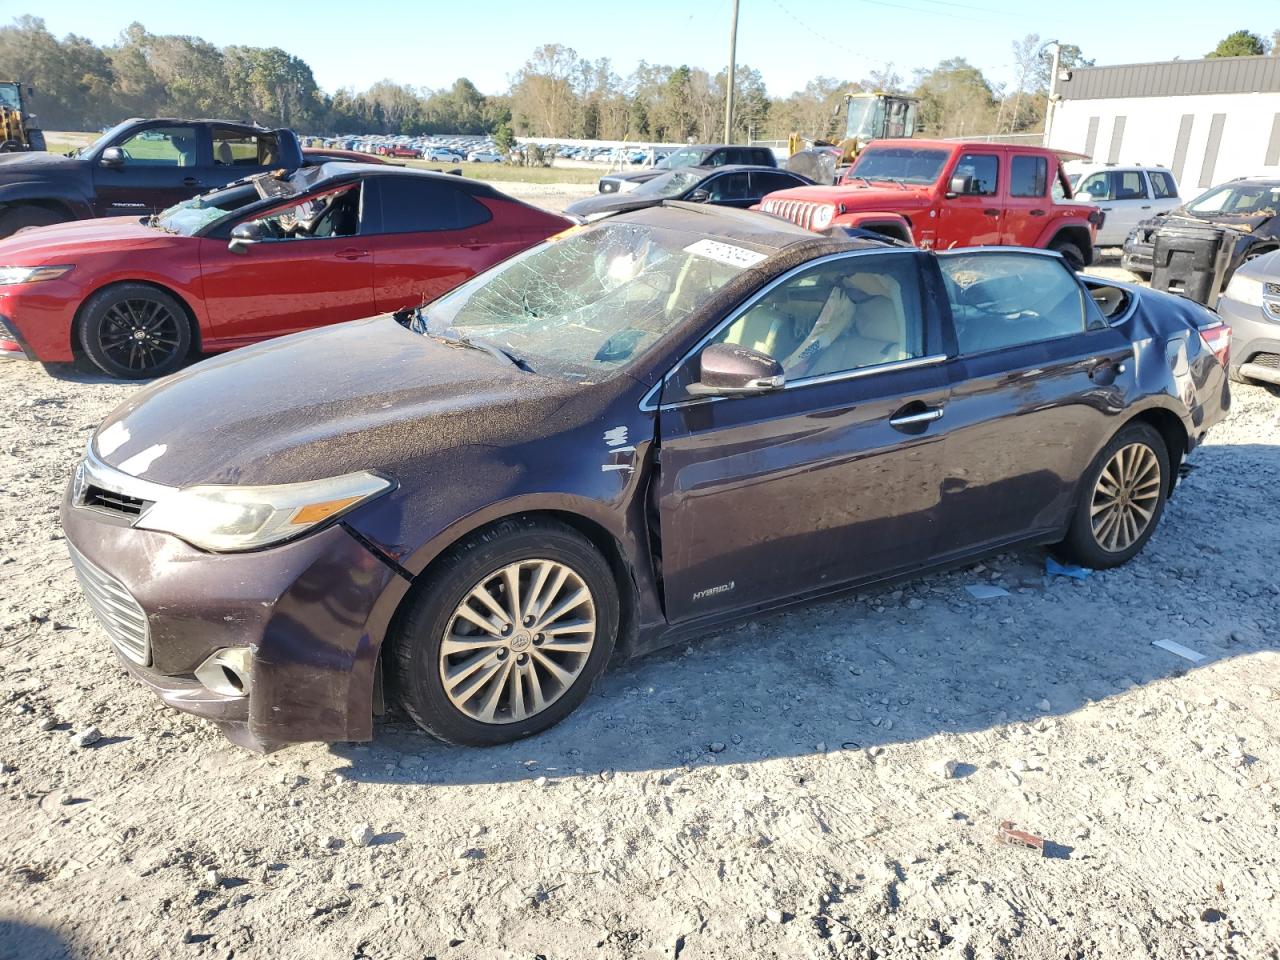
[1046,556,1092,580]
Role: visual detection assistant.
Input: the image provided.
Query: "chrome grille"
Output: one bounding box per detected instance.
[67,542,150,665]
[1254,352,1280,369]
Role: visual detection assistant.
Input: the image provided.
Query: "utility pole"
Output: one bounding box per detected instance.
[724,0,739,143]
[1042,40,1062,148]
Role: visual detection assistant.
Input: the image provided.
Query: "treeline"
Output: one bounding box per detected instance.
[3,14,1097,140]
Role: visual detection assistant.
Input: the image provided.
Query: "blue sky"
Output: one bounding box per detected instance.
[25,0,1279,97]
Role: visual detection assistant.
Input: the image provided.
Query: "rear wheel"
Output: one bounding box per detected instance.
[389,518,619,746]
[0,205,69,238]
[1050,238,1087,272]
[78,284,193,380]
[1057,422,1169,569]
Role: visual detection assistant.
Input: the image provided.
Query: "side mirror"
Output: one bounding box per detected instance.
[687,188,711,203]
[946,174,970,198]
[99,147,125,169]
[228,221,264,255]
[686,343,784,397]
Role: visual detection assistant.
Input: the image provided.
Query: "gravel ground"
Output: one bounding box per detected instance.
[1,197,1278,960]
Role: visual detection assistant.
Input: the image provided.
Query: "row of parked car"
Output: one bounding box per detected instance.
[304,133,503,163]
[22,118,1235,753]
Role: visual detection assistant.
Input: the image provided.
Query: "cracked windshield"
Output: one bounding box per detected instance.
[415,222,752,376]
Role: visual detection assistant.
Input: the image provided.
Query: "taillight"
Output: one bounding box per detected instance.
[1199,321,1231,368]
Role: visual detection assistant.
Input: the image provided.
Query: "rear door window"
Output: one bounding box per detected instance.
[704,172,751,202]
[374,177,492,233]
[212,129,280,168]
[1010,156,1048,197]
[939,252,1090,354]
[750,148,776,166]
[750,171,807,196]
[1114,171,1148,200]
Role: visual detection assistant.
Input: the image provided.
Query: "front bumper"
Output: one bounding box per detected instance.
[61,483,403,751]
[1216,293,1280,380]
[0,281,83,362]
[1122,238,1153,275]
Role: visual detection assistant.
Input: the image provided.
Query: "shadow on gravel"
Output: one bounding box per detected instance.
[329,446,1277,788]
[0,918,79,960]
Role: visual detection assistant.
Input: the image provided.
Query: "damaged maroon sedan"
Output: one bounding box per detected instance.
[61,204,1231,751]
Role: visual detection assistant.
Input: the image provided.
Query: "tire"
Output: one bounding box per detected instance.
[0,204,70,238]
[388,517,620,746]
[1050,238,1086,272]
[78,283,193,380]
[1056,421,1170,569]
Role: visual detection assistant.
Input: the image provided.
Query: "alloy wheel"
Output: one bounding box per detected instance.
[98,298,183,374]
[1090,442,1162,552]
[439,559,596,724]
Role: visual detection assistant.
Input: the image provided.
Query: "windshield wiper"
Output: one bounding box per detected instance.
[431,329,534,373]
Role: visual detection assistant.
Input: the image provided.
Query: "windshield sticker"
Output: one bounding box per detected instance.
[683,238,767,270]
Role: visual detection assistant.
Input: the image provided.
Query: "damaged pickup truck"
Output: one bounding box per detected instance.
[61,203,1230,751]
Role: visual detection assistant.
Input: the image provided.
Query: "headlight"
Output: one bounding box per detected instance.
[1224,273,1265,307]
[0,264,74,285]
[812,205,835,230]
[135,471,392,552]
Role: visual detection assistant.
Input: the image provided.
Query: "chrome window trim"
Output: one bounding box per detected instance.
[656,352,950,411]
[639,247,924,412]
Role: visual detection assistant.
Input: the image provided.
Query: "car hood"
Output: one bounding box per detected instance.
[1156,210,1273,234]
[91,317,584,488]
[0,215,176,262]
[601,170,663,185]
[0,151,84,179]
[765,183,935,211]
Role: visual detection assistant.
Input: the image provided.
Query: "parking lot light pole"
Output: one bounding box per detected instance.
[725,0,739,143]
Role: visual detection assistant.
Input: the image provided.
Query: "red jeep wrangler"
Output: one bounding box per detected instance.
[760,139,1102,268]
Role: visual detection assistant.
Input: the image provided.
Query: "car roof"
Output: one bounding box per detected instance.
[128,117,276,132]
[680,164,792,175]
[309,162,504,198]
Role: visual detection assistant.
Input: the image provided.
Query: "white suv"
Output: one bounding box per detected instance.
[1065,164,1182,247]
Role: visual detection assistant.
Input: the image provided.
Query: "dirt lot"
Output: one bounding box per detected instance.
[1,189,1278,960]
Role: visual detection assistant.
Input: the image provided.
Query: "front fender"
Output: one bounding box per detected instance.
[831,210,915,243]
[1033,216,1095,251]
[0,182,93,220]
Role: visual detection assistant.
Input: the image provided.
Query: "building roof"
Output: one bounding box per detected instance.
[1058,55,1280,101]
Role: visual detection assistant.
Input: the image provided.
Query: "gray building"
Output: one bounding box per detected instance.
[1046,55,1280,194]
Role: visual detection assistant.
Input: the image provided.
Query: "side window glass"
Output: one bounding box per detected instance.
[212,129,278,167]
[706,150,730,166]
[1078,173,1110,201]
[1010,156,1048,197]
[706,254,925,384]
[952,153,999,196]
[752,148,774,166]
[1115,171,1148,200]
[377,177,492,233]
[114,126,200,167]
[750,172,799,196]
[245,185,361,241]
[939,253,1087,354]
[1151,172,1175,199]
[706,172,750,201]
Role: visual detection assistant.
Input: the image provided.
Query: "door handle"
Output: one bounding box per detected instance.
[1101,206,1113,212]
[983,208,1000,217]
[889,405,945,429]
[1141,205,1152,210]
[182,177,203,187]
[336,248,369,260]
[1029,209,1046,216]
[1087,358,1126,382]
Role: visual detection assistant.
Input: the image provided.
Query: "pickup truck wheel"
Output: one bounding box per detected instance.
[1050,238,1086,271]
[78,284,193,380]
[389,517,619,746]
[0,205,70,238]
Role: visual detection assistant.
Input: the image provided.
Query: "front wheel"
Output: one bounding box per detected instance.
[1056,421,1170,569]
[389,518,619,746]
[78,283,193,380]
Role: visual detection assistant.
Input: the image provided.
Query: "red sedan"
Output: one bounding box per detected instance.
[0,164,570,378]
